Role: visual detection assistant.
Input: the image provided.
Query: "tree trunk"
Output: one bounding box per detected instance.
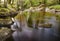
[11,0,14,5]
[4,0,7,8]
[7,0,11,4]
[0,0,1,7]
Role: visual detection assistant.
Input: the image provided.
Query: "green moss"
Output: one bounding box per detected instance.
[45,12,55,17]
[49,5,60,10]
[0,8,9,12]
[46,0,59,6]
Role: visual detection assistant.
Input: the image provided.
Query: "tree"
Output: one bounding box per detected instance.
[0,0,1,7]
[11,0,14,4]
[7,0,11,4]
[4,0,8,8]
[58,0,60,4]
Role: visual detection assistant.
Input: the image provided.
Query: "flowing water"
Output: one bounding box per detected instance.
[10,16,60,41]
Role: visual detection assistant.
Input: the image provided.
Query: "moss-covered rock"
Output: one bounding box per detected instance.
[0,27,12,41]
[49,5,60,10]
[0,8,9,13]
[46,0,59,6]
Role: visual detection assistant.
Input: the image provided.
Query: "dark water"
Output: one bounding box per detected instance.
[12,17,60,41]
[6,16,60,41]
[7,28,60,41]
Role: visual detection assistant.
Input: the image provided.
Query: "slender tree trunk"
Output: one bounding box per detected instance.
[17,0,20,11]
[17,0,25,11]
[4,0,7,8]
[59,0,60,4]
[0,0,1,7]
[8,0,11,4]
[11,0,14,5]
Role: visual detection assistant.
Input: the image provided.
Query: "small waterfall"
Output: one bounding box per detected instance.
[32,19,36,29]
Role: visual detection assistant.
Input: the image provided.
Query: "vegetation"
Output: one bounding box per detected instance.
[49,5,60,10]
[0,0,60,40]
[0,0,60,28]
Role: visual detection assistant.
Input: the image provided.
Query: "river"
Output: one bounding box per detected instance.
[11,16,60,41]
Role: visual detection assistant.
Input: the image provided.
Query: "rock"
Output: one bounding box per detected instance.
[38,24,52,28]
[0,28,12,41]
